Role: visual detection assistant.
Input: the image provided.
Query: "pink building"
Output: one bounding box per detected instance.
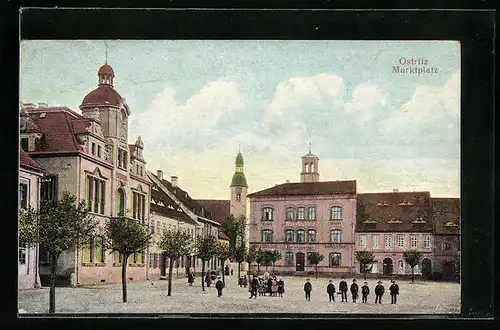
[248,150,358,276]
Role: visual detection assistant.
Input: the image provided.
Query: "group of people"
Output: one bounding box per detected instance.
[248,273,285,299]
[304,277,400,304]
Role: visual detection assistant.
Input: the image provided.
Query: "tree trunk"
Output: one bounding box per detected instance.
[201,260,206,292]
[238,262,241,279]
[315,264,318,279]
[364,267,367,281]
[257,262,260,274]
[411,266,415,283]
[272,262,275,273]
[221,259,225,285]
[122,252,128,302]
[49,252,58,314]
[167,257,174,296]
[265,264,268,272]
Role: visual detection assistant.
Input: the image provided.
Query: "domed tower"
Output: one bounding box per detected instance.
[80,62,130,143]
[300,142,320,183]
[230,148,248,218]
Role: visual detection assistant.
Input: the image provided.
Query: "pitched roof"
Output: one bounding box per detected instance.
[150,187,198,226]
[247,180,357,197]
[356,191,433,232]
[218,228,230,241]
[20,148,45,173]
[22,107,86,153]
[431,198,460,235]
[195,199,231,223]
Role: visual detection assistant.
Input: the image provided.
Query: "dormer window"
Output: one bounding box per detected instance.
[445,221,458,227]
[363,218,377,224]
[388,218,402,224]
[412,217,426,224]
[377,202,389,206]
[398,201,414,206]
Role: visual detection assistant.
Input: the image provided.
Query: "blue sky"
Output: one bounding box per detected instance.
[20,40,460,199]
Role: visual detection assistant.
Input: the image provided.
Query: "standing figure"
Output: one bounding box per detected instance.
[361,281,370,303]
[389,280,399,304]
[375,280,385,304]
[187,270,194,286]
[350,279,359,303]
[231,268,234,276]
[205,272,212,288]
[215,276,224,297]
[250,275,259,299]
[278,279,284,297]
[243,275,248,288]
[339,277,348,302]
[271,277,278,297]
[304,278,312,301]
[267,277,273,296]
[326,280,336,302]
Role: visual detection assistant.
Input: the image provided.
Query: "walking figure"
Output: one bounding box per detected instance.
[304,278,312,301]
[375,280,385,304]
[187,270,194,286]
[326,280,336,302]
[231,268,234,276]
[361,281,370,303]
[339,277,348,302]
[278,279,284,297]
[350,279,359,303]
[390,280,399,304]
[205,273,212,288]
[215,276,224,297]
[271,276,278,297]
[250,275,258,299]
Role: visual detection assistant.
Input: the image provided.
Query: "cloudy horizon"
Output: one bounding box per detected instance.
[20,40,460,200]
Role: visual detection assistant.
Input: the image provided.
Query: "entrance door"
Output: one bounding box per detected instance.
[383,258,393,276]
[296,252,305,271]
[443,261,453,279]
[422,258,432,280]
[160,253,167,277]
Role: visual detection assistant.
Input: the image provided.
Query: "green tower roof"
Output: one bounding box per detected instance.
[230,172,248,188]
[235,152,244,166]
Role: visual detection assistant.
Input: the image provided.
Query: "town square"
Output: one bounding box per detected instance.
[18,40,460,315]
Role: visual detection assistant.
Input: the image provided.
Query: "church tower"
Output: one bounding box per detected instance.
[230,148,248,218]
[300,142,320,183]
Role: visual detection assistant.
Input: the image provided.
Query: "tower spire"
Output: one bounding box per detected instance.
[105,41,108,64]
[238,143,241,153]
[308,134,312,154]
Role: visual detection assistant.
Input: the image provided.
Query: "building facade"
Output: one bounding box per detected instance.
[18,148,46,289]
[248,150,358,276]
[20,62,152,286]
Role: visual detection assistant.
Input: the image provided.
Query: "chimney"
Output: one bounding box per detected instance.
[393,189,399,192]
[157,170,163,181]
[286,180,290,183]
[37,102,48,108]
[171,176,178,187]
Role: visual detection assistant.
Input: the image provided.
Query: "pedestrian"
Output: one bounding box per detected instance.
[350,279,359,303]
[187,270,194,286]
[339,277,348,302]
[267,277,273,296]
[304,278,312,301]
[326,280,336,302]
[375,280,385,304]
[250,275,259,299]
[225,265,230,275]
[389,279,399,304]
[278,278,284,297]
[205,272,212,288]
[271,277,278,297]
[361,281,370,303]
[215,276,224,297]
[231,268,234,276]
[243,275,248,287]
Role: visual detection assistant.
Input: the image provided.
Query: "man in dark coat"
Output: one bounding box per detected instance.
[205,272,212,287]
[304,278,312,301]
[326,280,336,302]
[267,277,273,297]
[215,276,224,297]
[250,275,259,299]
[350,279,359,303]
[339,277,348,302]
[389,280,399,304]
[375,280,385,304]
[361,281,370,303]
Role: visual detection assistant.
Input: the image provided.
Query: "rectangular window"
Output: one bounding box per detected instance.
[97,145,102,158]
[384,235,392,249]
[372,234,379,249]
[21,138,29,151]
[307,230,316,242]
[398,234,405,249]
[133,192,146,221]
[19,245,27,265]
[284,252,293,266]
[330,206,342,220]
[261,230,273,242]
[330,253,341,267]
[91,142,96,155]
[410,235,418,248]
[308,206,316,220]
[307,252,314,265]
[360,235,367,248]
[297,207,305,220]
[113,251,121,264]
[286,207,295,221]
[19,183,28,209]
[331,230,341,243]
[442,242,450,251]
[285,230,294,242]
[83,237,92,263]
[262,207,273,221]
[296,230,305,243]
[118,149,128,169]
[41,175,58,202]
[423,235,432,249]
[86,176,105,214]
[94,236,104,263]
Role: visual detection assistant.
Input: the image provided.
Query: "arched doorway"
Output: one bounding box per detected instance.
[383,258,393,276]
[296,252,305,271]
[422,258,432,280]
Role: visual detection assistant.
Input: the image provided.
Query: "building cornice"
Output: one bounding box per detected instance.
[249,194,356,202]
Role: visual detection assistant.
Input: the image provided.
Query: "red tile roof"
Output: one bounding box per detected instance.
[356,191,433,232]
[98,63,114,75]
[150,188,199,226]
[81,86,123,107]
[71,118,91,134]
[195,199,231,224]
[431,198,460,235]
[218,228,230,241]
[23,107,85,153]
[248,180,357,197]
[20,148,45,173]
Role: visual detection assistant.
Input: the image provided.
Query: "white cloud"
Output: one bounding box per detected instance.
[345,84,388,125]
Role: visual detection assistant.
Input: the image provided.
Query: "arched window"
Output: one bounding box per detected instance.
[284,252,294,266]
[285,229,294,243]
[330,230,342,243]
[330,206,342,220]
[296,229,305,243]
[261,230,273,242]
[307,229,316,242]
[116,188,125,217]
[262,207,274,221]
[286,207,295,221]
[308,206,316,220]
[330,253,341,267]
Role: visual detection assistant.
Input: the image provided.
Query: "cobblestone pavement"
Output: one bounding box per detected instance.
[18,275,460,314]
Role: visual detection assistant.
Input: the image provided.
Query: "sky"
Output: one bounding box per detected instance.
[20,40,460,199]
